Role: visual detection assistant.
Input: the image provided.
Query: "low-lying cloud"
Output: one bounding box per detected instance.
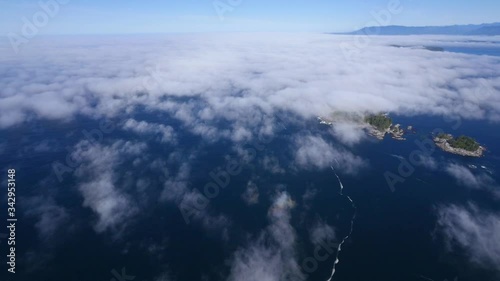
[72,140,146,233]
[445,163,499,198]
[1,34,499,140]
[293,135,367,174]
[437,204,500,272]
[227,191,304,281]
[446,163,495,188]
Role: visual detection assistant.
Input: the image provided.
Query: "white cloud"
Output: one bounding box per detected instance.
[330,122,366,146]
[445,163,497,190]
[72,140,147,233]
[160,161,191,203]
[241,180,260,205]
[227,191,304,281]
[436,204,500,272]
[123,119,177,144]
[2,33,500,277]
[157,153,232,236]
[419,155,438,170]
[25,196,69,240]
[260,155,285,174]
[293,135,366,174]
[309,220,336,247]
[0,34,499,142]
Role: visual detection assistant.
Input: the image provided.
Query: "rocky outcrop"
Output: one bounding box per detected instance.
[434,136,484,157]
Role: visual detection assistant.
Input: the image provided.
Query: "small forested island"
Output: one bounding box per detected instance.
[317,112,410,140]
[434,133,485,157]
[364,114,406,140]
[318,113,488,158]
[365,114,391,131]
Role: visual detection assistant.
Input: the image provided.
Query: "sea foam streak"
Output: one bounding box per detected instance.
[326,166,357,281]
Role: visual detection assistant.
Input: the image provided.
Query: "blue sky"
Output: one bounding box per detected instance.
[1,0,499,35]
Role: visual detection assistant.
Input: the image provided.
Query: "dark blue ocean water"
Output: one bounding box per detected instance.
[0,46,499,281]
[331,115,500,281]
[0,114,351,281]
[1,111,499,281]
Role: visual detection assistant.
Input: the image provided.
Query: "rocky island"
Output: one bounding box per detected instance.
[365,114,406,140]
[433,133,484,157]
[317,113,410,140]
[318,113,488,157]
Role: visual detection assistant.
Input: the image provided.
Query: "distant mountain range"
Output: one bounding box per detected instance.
[341,23,500,35]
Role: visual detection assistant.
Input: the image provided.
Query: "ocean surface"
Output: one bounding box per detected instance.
[0,45,499,281]
[444,46,500,57]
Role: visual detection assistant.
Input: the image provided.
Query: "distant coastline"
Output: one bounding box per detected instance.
[334,22,500,36]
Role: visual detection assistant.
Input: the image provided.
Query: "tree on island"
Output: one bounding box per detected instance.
[449,135,480,152]
[365,114,392,131]
[437,133,452,140]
